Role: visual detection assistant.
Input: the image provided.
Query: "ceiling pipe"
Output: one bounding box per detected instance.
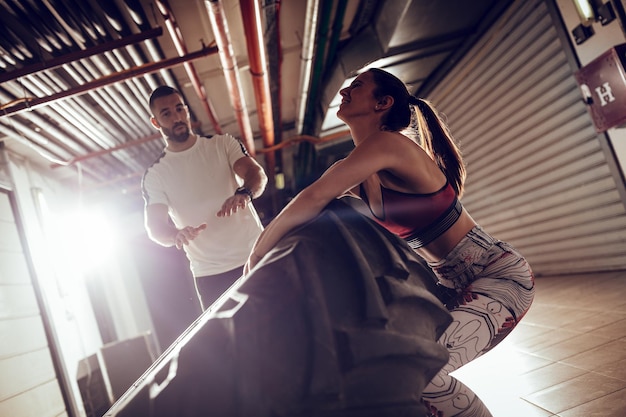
[154,0,222,134]
[63,61,147,138]
[240,0,276,176]
[90,54,152,134]
[110,48,154,114]
[18,75,142,174]
[0,79,133,177]
[12,76,105,152]
[2,77,143,181]
[295,0,334,188]
[0,117,74,159]
[302,0,333,136]
[50,133,162,168]
[0,117,110,180]
[255,129,351,153]
[0,122,103,181]
[120,0,182,93]
[51,118,201,169]
[264,0,283,150]
[325,0,348,71]
[0,28,163,84]
[0,45,218,116]
[204,0,255,154]
[29,72,147,172]
[295,0,320,134]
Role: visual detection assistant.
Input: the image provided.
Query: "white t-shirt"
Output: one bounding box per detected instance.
[142,134,263,276]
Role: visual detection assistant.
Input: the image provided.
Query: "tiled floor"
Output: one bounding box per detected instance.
[451,271,626,416]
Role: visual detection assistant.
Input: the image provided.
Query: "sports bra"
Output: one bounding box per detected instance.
[360,180,463,249]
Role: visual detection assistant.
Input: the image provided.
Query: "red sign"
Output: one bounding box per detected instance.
[574,44,626,132]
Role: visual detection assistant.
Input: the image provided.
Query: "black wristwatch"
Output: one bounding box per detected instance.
[235,186,254,201]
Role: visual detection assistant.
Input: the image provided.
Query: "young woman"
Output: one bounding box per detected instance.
[247,68,535,417]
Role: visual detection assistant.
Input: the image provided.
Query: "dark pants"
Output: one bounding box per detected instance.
[194,265,244,311]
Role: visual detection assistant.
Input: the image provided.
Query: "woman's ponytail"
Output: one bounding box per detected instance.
[413,98,466,197]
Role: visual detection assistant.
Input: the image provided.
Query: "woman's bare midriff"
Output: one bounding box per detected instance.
[415,209,477,263]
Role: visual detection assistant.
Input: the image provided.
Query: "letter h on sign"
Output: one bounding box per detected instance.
[596,82,615,106]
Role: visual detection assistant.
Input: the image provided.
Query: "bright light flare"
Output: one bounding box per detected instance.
[43,205,119,275]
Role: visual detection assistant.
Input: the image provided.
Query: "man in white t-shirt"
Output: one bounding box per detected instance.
[141,86,267,311]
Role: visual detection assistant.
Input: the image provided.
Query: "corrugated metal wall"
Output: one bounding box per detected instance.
[426,0,626,275]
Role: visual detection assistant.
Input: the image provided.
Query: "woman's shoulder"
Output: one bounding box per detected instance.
[365,131,417,145]
[361,131,423,157]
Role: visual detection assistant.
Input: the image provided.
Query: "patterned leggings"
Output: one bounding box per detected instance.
[421,226,535,417]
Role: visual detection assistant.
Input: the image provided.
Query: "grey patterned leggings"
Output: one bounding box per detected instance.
[422,226,535,417]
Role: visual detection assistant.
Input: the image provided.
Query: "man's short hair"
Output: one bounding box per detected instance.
[149,86,182,113]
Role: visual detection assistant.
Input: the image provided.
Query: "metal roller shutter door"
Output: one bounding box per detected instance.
[426,0,626,275]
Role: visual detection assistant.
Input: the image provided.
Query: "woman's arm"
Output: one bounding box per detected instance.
[246,135,396,270]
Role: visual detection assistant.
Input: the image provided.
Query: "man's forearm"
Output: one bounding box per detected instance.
[242,167,268,199]
[146,223,178,247]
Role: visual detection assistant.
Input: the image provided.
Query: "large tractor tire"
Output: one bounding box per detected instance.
[104,198,452,417]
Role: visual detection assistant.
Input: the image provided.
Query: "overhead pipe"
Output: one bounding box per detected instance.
[90,54,153,135]
[0,45,219,116]
[18,74,141,173]
[139,39,181,92]
[50,133,162,168]
[325,0,348,71]
[155,0,222,134]
[240,0,275,176]
[63,61,147,139]
[296,0,334,188]
[110,48,154,114]
[33,71,148,171]
[1,77,140,180]
[1,82,87,155]
[10,0,154,173]
[295,0,321,134]
[0,80,130,177]
[0,0,167,183]
[7,77,97,153]
[204,0,255,154]
[302,0,333,135]
[0,117,110,180]
[255,129,351,154]
[0,117,74,159]
[52,118,201,169]
[0,28,163,84]
[0,121,103,181]
[71,59,146,138]
[263,1,283,164]
[119,0,181,93]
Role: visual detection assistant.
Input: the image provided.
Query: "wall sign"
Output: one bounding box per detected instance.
[574,44,626,132]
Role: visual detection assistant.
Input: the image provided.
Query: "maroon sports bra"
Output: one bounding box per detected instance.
[361,180,463,249]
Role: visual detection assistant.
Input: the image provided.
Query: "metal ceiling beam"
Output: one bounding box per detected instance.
[0,27,163,84]
[0,45,218,117]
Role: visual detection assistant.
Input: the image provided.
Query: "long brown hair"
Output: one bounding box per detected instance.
[368,68,466,197]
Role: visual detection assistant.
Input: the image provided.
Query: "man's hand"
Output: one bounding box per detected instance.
[217,194,250,217]
[174,224,207,249]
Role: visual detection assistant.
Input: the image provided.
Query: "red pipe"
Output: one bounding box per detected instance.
[0,27,164,84]
[240,0,276,179]
[155,0,222,134]
[0,46,218,116]
[205,0,256,154]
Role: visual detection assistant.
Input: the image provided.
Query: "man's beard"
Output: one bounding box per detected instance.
[164,123,190,143]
